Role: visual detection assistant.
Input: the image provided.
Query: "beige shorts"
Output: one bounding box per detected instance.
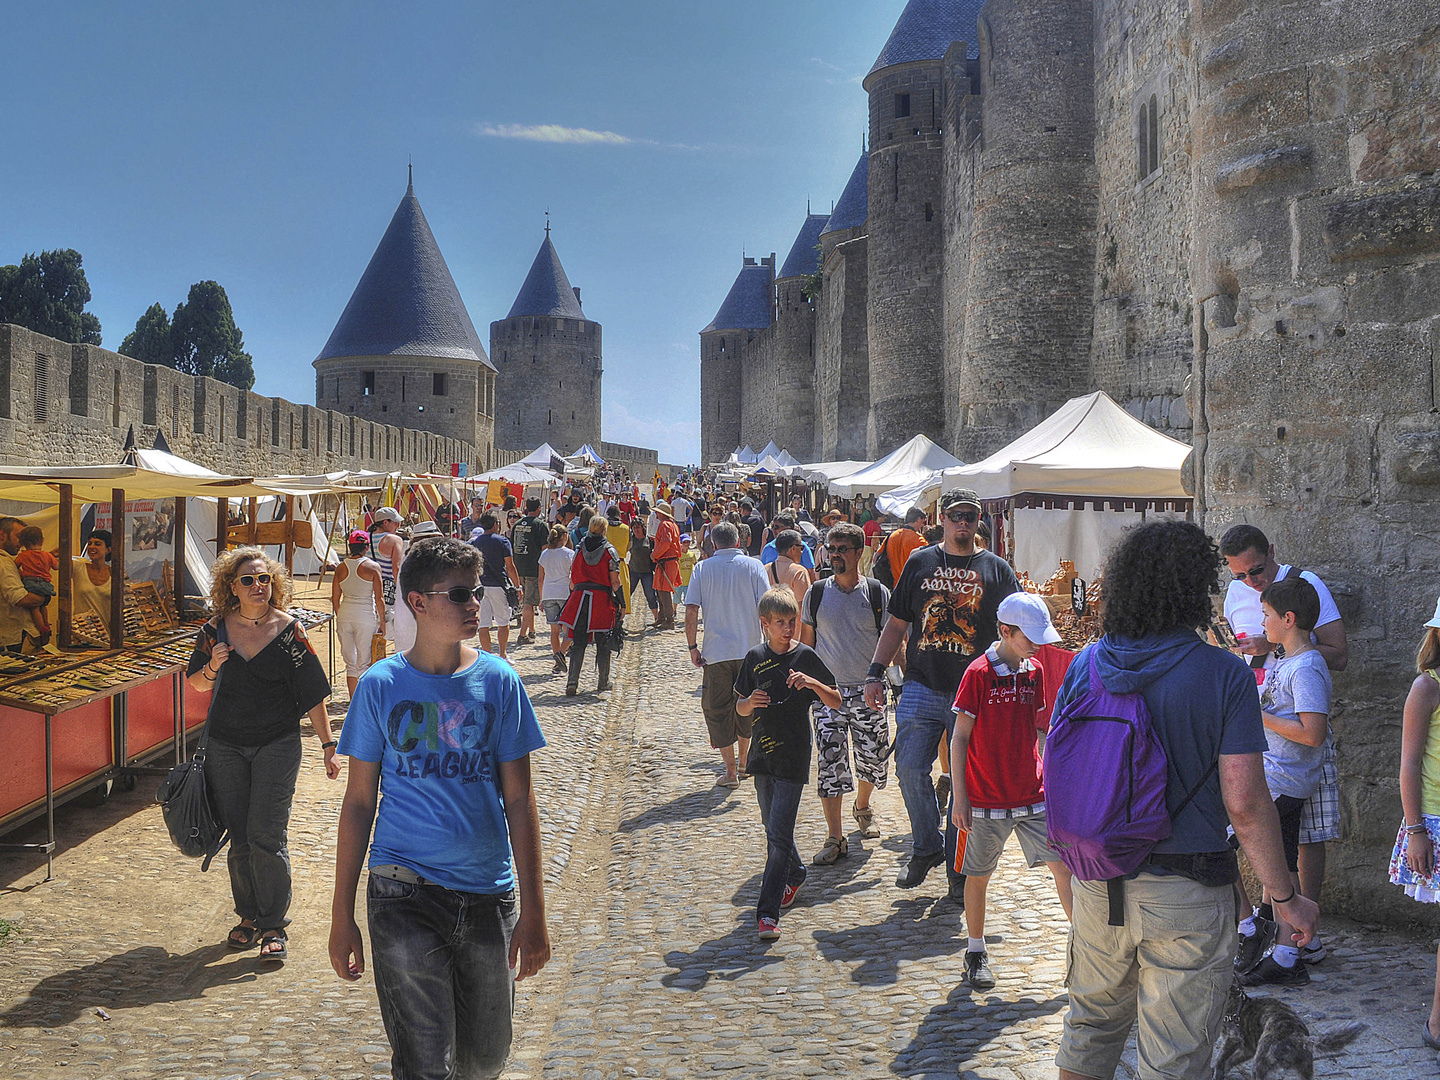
[701,658,752,747]
[960,813,1061,877]
[1057,873,1236,1080]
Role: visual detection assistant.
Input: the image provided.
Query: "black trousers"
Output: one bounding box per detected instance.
[566,600,612,690]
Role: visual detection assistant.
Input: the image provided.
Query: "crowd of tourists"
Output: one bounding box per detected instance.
[125,458,1440,1080]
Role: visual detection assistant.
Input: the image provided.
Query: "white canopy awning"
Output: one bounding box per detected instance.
[940,392,1191,501]
[775,449,802,467]
[469,463,562,487]
[830,435,965,499]
[780,458,872,481]
[735,446,758,464]
[876,471,944,519]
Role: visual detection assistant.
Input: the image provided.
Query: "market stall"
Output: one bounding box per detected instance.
[940,391,1193,646]
[828,434,965,499]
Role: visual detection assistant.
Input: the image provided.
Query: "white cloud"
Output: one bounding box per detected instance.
[475,123,643,146]
[603,401,699,466]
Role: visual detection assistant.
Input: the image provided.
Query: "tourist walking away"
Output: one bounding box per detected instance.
[558,517,623,695]
[650,501,683,631]
[188,547,337,963]
[1235,576,1333,987]
[1389,594,1440,1061]
[1221,524,1348,962]
[537,525,575,675]
[627,519,658,625]
[14,525,57,645]
[329,537,549,1080]
[865,489,1019,898]
[331,529,386,697]
[735,587,841,941]
[1050,521,1317,1080]
[949,592,1073,992]
[370,507,405,640]
[741,498,766,557]
[510,497,550,646]
[605,506,632,612]
[471,513,520,661]
[684,521,771,787]
[799,521,890,865]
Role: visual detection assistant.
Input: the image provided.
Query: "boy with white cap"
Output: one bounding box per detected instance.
[949,591,1074,991]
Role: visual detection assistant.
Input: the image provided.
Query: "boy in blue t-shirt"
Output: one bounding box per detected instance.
[330,537,549,1079]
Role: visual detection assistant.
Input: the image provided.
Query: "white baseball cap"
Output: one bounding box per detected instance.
[1426,594,1440,629]
[997,592,1062,645]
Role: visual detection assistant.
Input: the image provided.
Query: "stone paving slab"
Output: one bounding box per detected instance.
[0,588,1436,1078]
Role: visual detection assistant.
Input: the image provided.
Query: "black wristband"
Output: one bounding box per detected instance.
[867,662,887,681]
[320,741,337,750]
[1272,889,1296,904]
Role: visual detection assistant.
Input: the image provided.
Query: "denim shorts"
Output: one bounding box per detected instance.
[542,599,565,624]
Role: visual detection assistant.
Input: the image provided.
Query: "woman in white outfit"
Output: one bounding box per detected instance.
[369,507,405,643]
[330,529,385,697]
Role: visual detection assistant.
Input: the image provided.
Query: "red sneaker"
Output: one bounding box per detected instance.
[757,917,780,941]
[781,883,801,909]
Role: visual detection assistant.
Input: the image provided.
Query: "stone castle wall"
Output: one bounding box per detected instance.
[699,330,743,466]
[816,231,869,461]
[739,325,779,453]
[1191,0,1440,926]
[1,324,476,476]
[770,276,818,462]
[490,315,603,456]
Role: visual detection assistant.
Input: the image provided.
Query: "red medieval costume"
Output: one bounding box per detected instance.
[558,533,621,694]
[650,507,683,630]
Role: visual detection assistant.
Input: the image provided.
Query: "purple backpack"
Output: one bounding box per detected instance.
[1045,652,1173,910]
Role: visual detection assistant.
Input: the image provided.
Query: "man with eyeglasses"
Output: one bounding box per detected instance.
[800,522,891,865]
[864,489,1019,898]
[1220,523,1348,966]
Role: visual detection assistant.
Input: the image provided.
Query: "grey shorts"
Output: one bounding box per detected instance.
[812,688,890,798]
[1299,744,1340,844]
[960,811,1061,876]
[541,599,565,624]
[520,576,540,607]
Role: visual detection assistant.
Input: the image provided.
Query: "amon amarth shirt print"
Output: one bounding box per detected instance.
[888,546,1019,694]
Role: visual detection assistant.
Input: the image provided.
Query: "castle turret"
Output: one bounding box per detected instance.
[314,175,497,469]
[490,231,601,456]
[700,255,774,466]
[771,213,828,461]
[863,0,982,455]
[817,152,871,459]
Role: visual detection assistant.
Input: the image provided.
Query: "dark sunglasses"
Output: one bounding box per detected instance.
[945,510,979,524]
[1234,565,1268,582]
[237,573,273,587]
[425,585,485,604]
[825,544,857,554]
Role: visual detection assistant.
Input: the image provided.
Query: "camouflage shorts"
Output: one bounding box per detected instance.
[812,687,890,798]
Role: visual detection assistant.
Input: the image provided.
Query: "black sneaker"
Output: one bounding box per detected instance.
[1234,915,1276,974]
[1237,952,1311,987]
[965,950,996,990]
[895,850,946,889]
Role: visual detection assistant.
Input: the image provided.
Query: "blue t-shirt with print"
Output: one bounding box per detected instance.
[338,651,546,893]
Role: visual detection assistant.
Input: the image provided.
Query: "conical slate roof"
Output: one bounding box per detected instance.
[823,153,870,234]
[505,234,586,320]
[316,180,492,367]
[702,261,774,333]
[867,0,983,82]
[778,214,830,279]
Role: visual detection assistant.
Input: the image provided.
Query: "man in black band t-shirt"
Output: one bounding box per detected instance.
[864,488,1019,897]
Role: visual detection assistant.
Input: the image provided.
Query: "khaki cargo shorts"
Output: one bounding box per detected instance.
[701,658,752,747]
[1057,872,1236,1080]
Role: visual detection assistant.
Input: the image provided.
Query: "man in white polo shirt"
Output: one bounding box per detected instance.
[1220,523,1348,965]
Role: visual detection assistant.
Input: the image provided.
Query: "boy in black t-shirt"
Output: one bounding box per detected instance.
[736,588,841,941]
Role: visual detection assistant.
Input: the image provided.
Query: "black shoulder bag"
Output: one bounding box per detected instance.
[156,620,231,871]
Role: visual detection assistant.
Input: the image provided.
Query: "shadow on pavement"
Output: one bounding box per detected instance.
[618,786,740,833]
[890,984,1067,1077]
[0,943,277,1028]
[0,783,159,892]
[660,923,789,990]
[810,895,966,985]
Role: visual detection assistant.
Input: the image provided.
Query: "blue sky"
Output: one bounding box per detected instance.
[1,2,909,465]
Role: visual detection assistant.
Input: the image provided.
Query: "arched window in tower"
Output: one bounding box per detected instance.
[1149,93,1160,176]
[1137,101,1149,182]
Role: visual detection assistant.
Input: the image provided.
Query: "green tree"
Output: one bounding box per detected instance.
[171,281,254,390]
[0,249,103,344]
[119,302,173,366]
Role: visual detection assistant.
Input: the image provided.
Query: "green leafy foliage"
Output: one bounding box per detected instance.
[0,249,103,344]
[119,303,173,367]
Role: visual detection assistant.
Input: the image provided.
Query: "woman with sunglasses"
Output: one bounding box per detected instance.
[558,516,623,695]
[187,547,337,962]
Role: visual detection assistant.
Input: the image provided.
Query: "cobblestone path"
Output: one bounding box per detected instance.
[0,591,1437,1078]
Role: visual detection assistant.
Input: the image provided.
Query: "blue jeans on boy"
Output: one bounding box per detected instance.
[367,874,519,1080]
[894,681,961,881]
[754,774,807,922]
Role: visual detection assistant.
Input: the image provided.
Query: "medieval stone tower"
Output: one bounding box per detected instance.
[490,230,602,457]
[817,152,871,461]
[772,214,828,462]
[314,176,499,469]
[699,255,774,467]
[864,0,980,455]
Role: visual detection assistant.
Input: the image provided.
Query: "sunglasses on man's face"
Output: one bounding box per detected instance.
[1234,565,1268,582]
[424,585,485,605]
[945,510,979,524]
[237,573,273,587]
[825,544,857,554]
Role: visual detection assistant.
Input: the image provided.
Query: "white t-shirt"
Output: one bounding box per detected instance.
[537,547,575,602]
[1223,564,1341,638]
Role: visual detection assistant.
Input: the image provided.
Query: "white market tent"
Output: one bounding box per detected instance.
[574,443,606,465]
[939,391,1193,578]
[519,443,565,469]
[775,449,802,467]
[829,434,965,499]
[876,471,944,519]
[757,440,783,460]
[469,462,561,486]
[781,458,872,482]
[735,446,759,465]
